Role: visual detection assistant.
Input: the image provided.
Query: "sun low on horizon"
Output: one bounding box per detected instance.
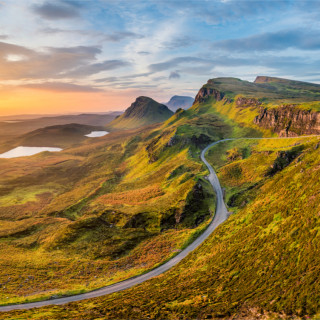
[1,0,320,116]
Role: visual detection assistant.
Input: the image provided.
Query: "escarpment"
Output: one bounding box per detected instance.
[194,87,225,104]
[254,105,320,136]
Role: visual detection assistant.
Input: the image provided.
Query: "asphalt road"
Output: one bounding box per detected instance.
[0,136,314,312]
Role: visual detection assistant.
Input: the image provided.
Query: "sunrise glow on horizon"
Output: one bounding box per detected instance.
[1,0,320,116]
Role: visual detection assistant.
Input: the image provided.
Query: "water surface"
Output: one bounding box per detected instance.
[85,131,109,137]
[0,146,62,158]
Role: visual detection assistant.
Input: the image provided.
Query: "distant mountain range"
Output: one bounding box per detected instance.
[164,95,194,112]
[108,96,173,130]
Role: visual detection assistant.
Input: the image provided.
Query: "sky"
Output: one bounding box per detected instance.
[1,0,320,116]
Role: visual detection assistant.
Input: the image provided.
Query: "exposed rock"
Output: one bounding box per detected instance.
[190,134,211,148]
[266,146,303,176]
[235,96,262,108]
[108,96,173,130]
[254,105,320,136]
[194,87,224,104]
[167,135,178,147]
[176,183,206,226]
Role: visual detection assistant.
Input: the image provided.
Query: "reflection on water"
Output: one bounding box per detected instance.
[0,146,62,158]
[85,131,109,137]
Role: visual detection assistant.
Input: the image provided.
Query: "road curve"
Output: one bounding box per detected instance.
[0,136,315,312]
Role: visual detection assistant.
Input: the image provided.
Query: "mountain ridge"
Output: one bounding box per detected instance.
[107,96,173,130]
[194,76,320,104]
[164,95,194,112]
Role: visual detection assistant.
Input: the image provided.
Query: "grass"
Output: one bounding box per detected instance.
[0,106,225,306]
[4,136,320,319]
[1,77,320,318]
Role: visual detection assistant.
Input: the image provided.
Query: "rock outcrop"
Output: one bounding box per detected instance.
[266,146,303,176]
[194,87,224,104]
[235,96,261,108]
[108,96,173,130]
[254,105,320,136]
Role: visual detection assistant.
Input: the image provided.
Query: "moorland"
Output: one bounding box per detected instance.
[1,77,320,319]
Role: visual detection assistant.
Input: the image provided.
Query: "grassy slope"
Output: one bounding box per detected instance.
[107,97,173,130]
[204,77,320,103]
[5,137,320,320]
[0,107,233,305]
[0,113,121,152]
[2,77,320,318]
[0,123,106,153]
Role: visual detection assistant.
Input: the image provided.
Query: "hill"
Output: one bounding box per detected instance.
[164,95,194,112]
[0,123,108,154]
[19,123,105,148]
[107,96,173,130]
[0,112,121,147]
[195,76,320,104]
[2,76,320,319]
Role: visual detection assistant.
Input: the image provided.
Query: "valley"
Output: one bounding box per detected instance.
[1,76,320,319]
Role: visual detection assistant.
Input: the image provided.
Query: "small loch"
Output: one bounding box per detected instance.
[85,131,109,138]
[0,146,62,159]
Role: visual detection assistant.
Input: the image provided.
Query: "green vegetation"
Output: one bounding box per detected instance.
[107,96,173,130]
[3,136,320,319]
[1,77,320,319]
[203,76,320,102]
[0,101,229,305]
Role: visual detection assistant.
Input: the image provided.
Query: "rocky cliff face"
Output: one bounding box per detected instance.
[235,96,261,108]
[194,87,224,104]
[254,105,320,136]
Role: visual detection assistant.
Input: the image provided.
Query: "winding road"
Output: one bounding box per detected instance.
[0,136,315,312]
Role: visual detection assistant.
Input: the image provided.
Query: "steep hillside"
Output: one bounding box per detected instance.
[108,96,173,130]
[254,105,320,136]
[165,95,194,112]
[2,76,320,319]
[194,76,320,103]
[4,136,320,320]
[192,76,320,137]
[0,104,232,305]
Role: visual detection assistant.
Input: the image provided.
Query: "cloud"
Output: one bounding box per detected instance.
[169,71,180,79]
[137,51,151,55]
[102,31,144,42]
[149,57,213,72]
[0,41,128,80]
[94,72,152,83]
[94,76,119,83]
[162,37,194,50]
[22,82,103,92]
[0,41,34,57]
[65,59,130,77]
[156,0,292,25]
[41,28,143,42]
[213,29,320,52]
[0,35,8,40]
[32,1,82,20]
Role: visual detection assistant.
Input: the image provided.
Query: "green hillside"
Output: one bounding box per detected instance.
[107,96,174,130]
[5,137,319,320]
[199,76,320,103]
[0,123,106,153]
[0,103,231,306]
[1,76,320,319]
